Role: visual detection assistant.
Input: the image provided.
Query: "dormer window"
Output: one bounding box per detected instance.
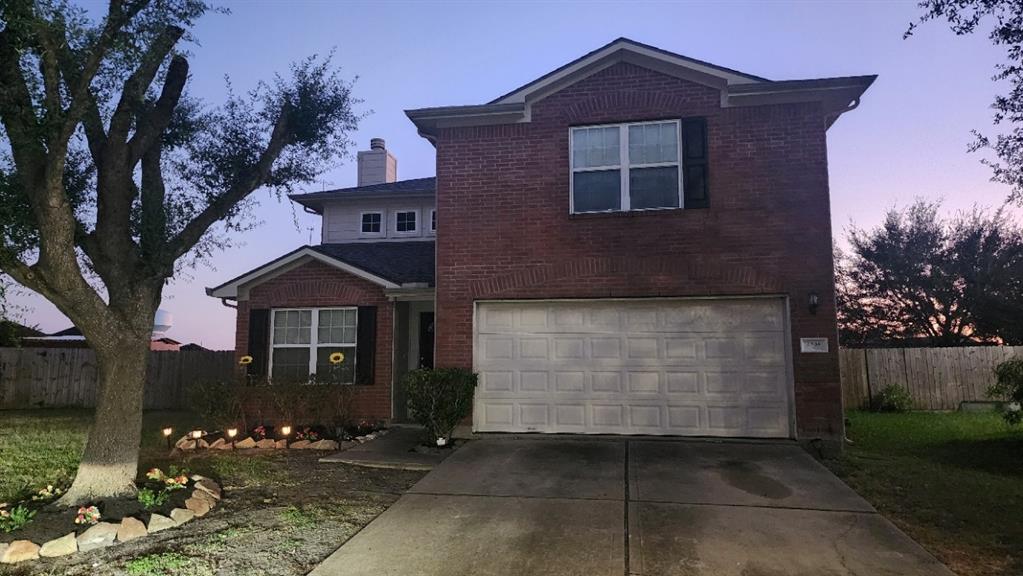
[570,120,682,213]
[395,210,418,234]
[360,212,383,236]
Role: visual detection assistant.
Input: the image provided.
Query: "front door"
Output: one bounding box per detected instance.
[418,311,435,369]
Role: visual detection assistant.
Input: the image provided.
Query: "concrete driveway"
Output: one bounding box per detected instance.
[310,437,953,576]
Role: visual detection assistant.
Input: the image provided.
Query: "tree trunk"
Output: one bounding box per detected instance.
[58,334,151,505]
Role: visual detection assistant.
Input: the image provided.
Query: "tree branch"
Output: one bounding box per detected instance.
[107,25,184,148]
[165,107,292,262]
[129,54,188,163]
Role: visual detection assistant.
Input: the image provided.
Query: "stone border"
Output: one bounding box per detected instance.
[0,476,222,565]
[175,428,389,452]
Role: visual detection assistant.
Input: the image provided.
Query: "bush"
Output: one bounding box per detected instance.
[989,357,1023,425]
[404,368,478,442]
[871,384,913,413]
[185,380,243,428]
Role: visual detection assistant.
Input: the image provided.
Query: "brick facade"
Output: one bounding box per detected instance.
[235,259,394,420]
[433,62,843,442]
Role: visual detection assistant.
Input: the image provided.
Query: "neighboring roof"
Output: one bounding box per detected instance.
[206,241,436,299]
[310,242,435,286]
[290,177,435,214]
[180,343,210,351]
[50,326,83,337]
[407,37,876,137]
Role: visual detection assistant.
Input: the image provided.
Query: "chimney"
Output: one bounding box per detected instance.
[357,138,397,186]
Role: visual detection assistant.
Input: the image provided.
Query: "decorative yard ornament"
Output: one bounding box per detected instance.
[329,352,345,365]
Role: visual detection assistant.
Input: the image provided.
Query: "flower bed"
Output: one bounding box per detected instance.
[171,423,389,453]
[0,469,222,565]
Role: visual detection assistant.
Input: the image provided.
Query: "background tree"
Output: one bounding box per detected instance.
[0,0,359,504]
[837,199,1023,346]
[909,1,1023,206]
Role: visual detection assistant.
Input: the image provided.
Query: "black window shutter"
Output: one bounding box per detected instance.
[247,308,270,378]
[356,306,377,385]
[681,117,709,209]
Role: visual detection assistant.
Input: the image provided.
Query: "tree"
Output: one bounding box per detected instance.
[909,1,1023,205]
[0,0,359,504]
[837,199,1023,346]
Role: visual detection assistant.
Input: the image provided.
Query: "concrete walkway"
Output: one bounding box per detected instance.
[310,436,954,576]
[319,427,449,471]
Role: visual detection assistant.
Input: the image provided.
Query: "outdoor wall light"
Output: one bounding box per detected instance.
[809,292,820,315]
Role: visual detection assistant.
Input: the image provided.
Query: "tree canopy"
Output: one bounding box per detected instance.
[837,199,1023,347]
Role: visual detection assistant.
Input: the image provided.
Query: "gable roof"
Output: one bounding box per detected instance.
[290,177,435,214]
[489,37,766,105]
[407,37,875,137]
[206,241,435,299]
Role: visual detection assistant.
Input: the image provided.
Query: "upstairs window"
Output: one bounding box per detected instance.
[360,212,382,235]
[571,120,683,213]
[395,210,417,233]
[430,209,437,233]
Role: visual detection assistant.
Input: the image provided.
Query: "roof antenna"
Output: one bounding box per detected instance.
[308,226,314,244]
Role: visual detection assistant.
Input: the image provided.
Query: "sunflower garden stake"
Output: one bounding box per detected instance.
[240,355,254,386]
[329,351,347,438]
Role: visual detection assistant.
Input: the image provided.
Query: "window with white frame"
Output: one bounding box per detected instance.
[570,120,681,213]
[395,210,417,233]
[430,209,437,233]
[270,308,357,383]
[360,212,382,235]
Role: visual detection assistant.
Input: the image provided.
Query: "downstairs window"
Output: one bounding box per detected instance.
[270,308,357,383]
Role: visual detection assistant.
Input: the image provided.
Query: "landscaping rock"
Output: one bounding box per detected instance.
[39,532,78,557]
[1,540,40,563]
[235,437,257,449]
[290,439,311,449]
[214,441,234,450]
[0,544,7,561]
[209,438,226,449]
[170,507,195,525]
[255,438,275,449]
[197,438,209,449]
[174,435,192,448]
[117,517,147,542]
[185,495,210,517]
[194,478,222,500]
[147,513,175,533]
[77,522,117,552]
[309,439,339,450]
[178,440,196,451]
[275,439,287,449]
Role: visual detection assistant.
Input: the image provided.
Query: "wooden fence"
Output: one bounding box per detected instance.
[840,346,1023,411]
[0,348,235,410]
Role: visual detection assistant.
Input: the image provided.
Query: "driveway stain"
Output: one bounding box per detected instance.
[716,460,792,500]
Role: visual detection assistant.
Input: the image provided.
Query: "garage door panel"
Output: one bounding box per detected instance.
[474,299,792,437]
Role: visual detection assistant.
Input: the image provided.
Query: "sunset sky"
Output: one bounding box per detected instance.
[9,0,1018,349]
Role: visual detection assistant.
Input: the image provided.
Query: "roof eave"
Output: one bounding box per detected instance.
[405,103,528,138]
[206,246,401,299]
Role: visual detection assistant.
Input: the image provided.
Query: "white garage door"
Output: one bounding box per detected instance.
[473,298,792,437]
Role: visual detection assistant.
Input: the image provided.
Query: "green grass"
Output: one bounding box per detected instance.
[829,411,1023,576]
[125,551,214,576]
[0,409,280,503]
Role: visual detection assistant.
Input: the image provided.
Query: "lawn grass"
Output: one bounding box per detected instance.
[0,409,208,502]
[828,411,1023,576]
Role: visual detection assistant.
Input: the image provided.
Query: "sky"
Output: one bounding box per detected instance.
[8,0,1019,349]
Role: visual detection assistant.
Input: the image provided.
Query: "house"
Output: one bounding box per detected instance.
[208,38,874,450]
[21,327,183,351]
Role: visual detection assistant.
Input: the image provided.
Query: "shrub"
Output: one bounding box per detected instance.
[989,357,1023,425]
[404,368,478,442]
[871,384,913,413]
[186,380,243,428]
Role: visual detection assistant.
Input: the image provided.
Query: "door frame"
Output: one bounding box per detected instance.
[471,295,796,438]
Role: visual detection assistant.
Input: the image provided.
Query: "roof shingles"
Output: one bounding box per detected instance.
[311,241,435,286]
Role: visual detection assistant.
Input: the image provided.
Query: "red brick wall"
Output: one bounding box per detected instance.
[234,259,393,421]
[433,62,843,441]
